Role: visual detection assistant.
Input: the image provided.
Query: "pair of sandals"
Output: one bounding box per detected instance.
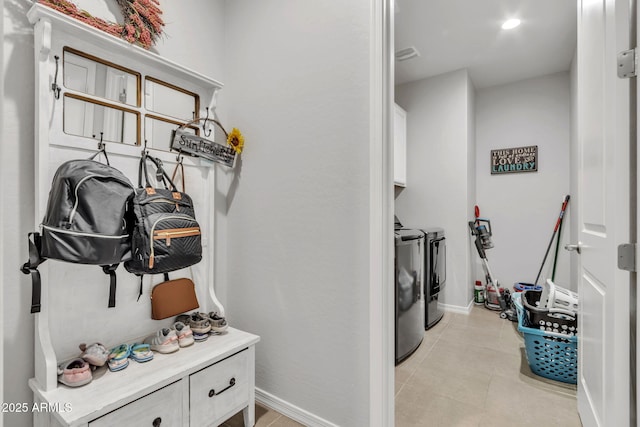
[107,343,154,372]
[58,341,154,386]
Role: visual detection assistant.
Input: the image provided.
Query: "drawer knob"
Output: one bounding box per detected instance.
[208,377,236,397]
[152,417,162,426]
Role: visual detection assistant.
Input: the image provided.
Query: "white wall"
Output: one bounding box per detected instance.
[467,74,477,286]
[3,3,37,426]
[475,72,571,292]
[0,0,5,425]
[395,69,476,309]
[222,1,372,425]
[569,55,578,292]
[2,2,227,426]
[4,2,377,426]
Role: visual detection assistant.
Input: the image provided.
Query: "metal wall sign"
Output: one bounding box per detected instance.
[171,129,236,167]
[491,145,538,175]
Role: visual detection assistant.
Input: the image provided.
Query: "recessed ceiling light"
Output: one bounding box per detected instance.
[501,19,521,30]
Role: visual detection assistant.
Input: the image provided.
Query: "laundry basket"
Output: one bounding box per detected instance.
[515,296,578,384]
[521,290,578,336]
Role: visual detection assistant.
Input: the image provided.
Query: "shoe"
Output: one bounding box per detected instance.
[144,328,179,354]
[57,358,92,387]
[177,312,211,335]
[207,312,228,333]
[193,332,209,342]
[107,344,131,372]
[171,321,194,347]
[79,342,109,367]
[129,343,154,363]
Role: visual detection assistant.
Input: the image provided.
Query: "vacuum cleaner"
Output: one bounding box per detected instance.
[468,217,517,321]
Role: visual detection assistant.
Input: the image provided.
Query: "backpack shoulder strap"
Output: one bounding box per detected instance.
[101,264,119,308]
[20,232,45,313]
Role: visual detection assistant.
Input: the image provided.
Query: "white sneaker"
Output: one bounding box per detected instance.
[171,321,194,347]
[207,312,228,333]
[144,328,179,354]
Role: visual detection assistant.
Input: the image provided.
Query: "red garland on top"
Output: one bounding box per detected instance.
[39,0,164,50]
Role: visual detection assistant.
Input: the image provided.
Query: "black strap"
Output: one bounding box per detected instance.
[137,273,170,302]
[20,232,45,313]
[137,275,144,302]
[171,160,186,193]
[138,152,180,192]
[102,264,119,308]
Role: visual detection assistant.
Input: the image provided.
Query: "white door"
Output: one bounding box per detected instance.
[575,0,632,426]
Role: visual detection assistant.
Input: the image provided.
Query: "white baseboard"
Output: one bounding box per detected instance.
[441,299,473,315]
[255,387,339,427]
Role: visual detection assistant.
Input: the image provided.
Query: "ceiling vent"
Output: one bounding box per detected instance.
[395,46,420,62]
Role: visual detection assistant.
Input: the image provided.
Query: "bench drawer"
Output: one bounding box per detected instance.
[89,381,182,427]
[189,349,249,426]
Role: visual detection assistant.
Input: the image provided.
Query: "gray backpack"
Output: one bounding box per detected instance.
[21,151,134,313]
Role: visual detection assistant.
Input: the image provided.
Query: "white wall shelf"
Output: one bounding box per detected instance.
[27,4,258,426]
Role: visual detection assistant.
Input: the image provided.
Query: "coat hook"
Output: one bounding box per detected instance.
[97,132,105,151]
[203,107,211,137]
[142,139,149,156]
[52,55,61,100]
[176,149,184,163]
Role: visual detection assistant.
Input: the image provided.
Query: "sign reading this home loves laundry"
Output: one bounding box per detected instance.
[491,145,538,175]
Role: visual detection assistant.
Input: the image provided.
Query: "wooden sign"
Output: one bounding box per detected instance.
[171,129,236,167]
[491,145,538,175]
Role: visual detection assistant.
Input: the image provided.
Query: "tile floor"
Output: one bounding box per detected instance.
[221,404,304,427]
[395,305,582,427]
[223,304,582,427]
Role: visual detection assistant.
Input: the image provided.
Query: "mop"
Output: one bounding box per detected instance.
[534,195,570,286]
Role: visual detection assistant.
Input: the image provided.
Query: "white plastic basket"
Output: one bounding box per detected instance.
[540,279,578,313]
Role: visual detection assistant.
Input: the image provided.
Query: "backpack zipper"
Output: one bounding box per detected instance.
[69,174,134,223]
[153,228,201,246]
[148,215,200,269]
[148,199,180,212]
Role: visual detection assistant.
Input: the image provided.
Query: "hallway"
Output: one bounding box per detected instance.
[395,305,581,426]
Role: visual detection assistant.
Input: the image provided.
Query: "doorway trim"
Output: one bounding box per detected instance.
[369,0,394,425]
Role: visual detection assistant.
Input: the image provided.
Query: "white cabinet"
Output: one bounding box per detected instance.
[31,329,258,427]
[26,4,259,427]
[394,103,407,187]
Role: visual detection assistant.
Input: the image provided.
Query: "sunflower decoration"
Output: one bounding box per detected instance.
[227,128,245,154]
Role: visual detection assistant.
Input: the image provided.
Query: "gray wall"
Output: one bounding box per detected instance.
[222,1,372,425]
[3,1,375,426]
[395,69,476,309]
[475,72,571,291]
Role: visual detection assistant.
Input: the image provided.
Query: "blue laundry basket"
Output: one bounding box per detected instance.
[514,294,578,384]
